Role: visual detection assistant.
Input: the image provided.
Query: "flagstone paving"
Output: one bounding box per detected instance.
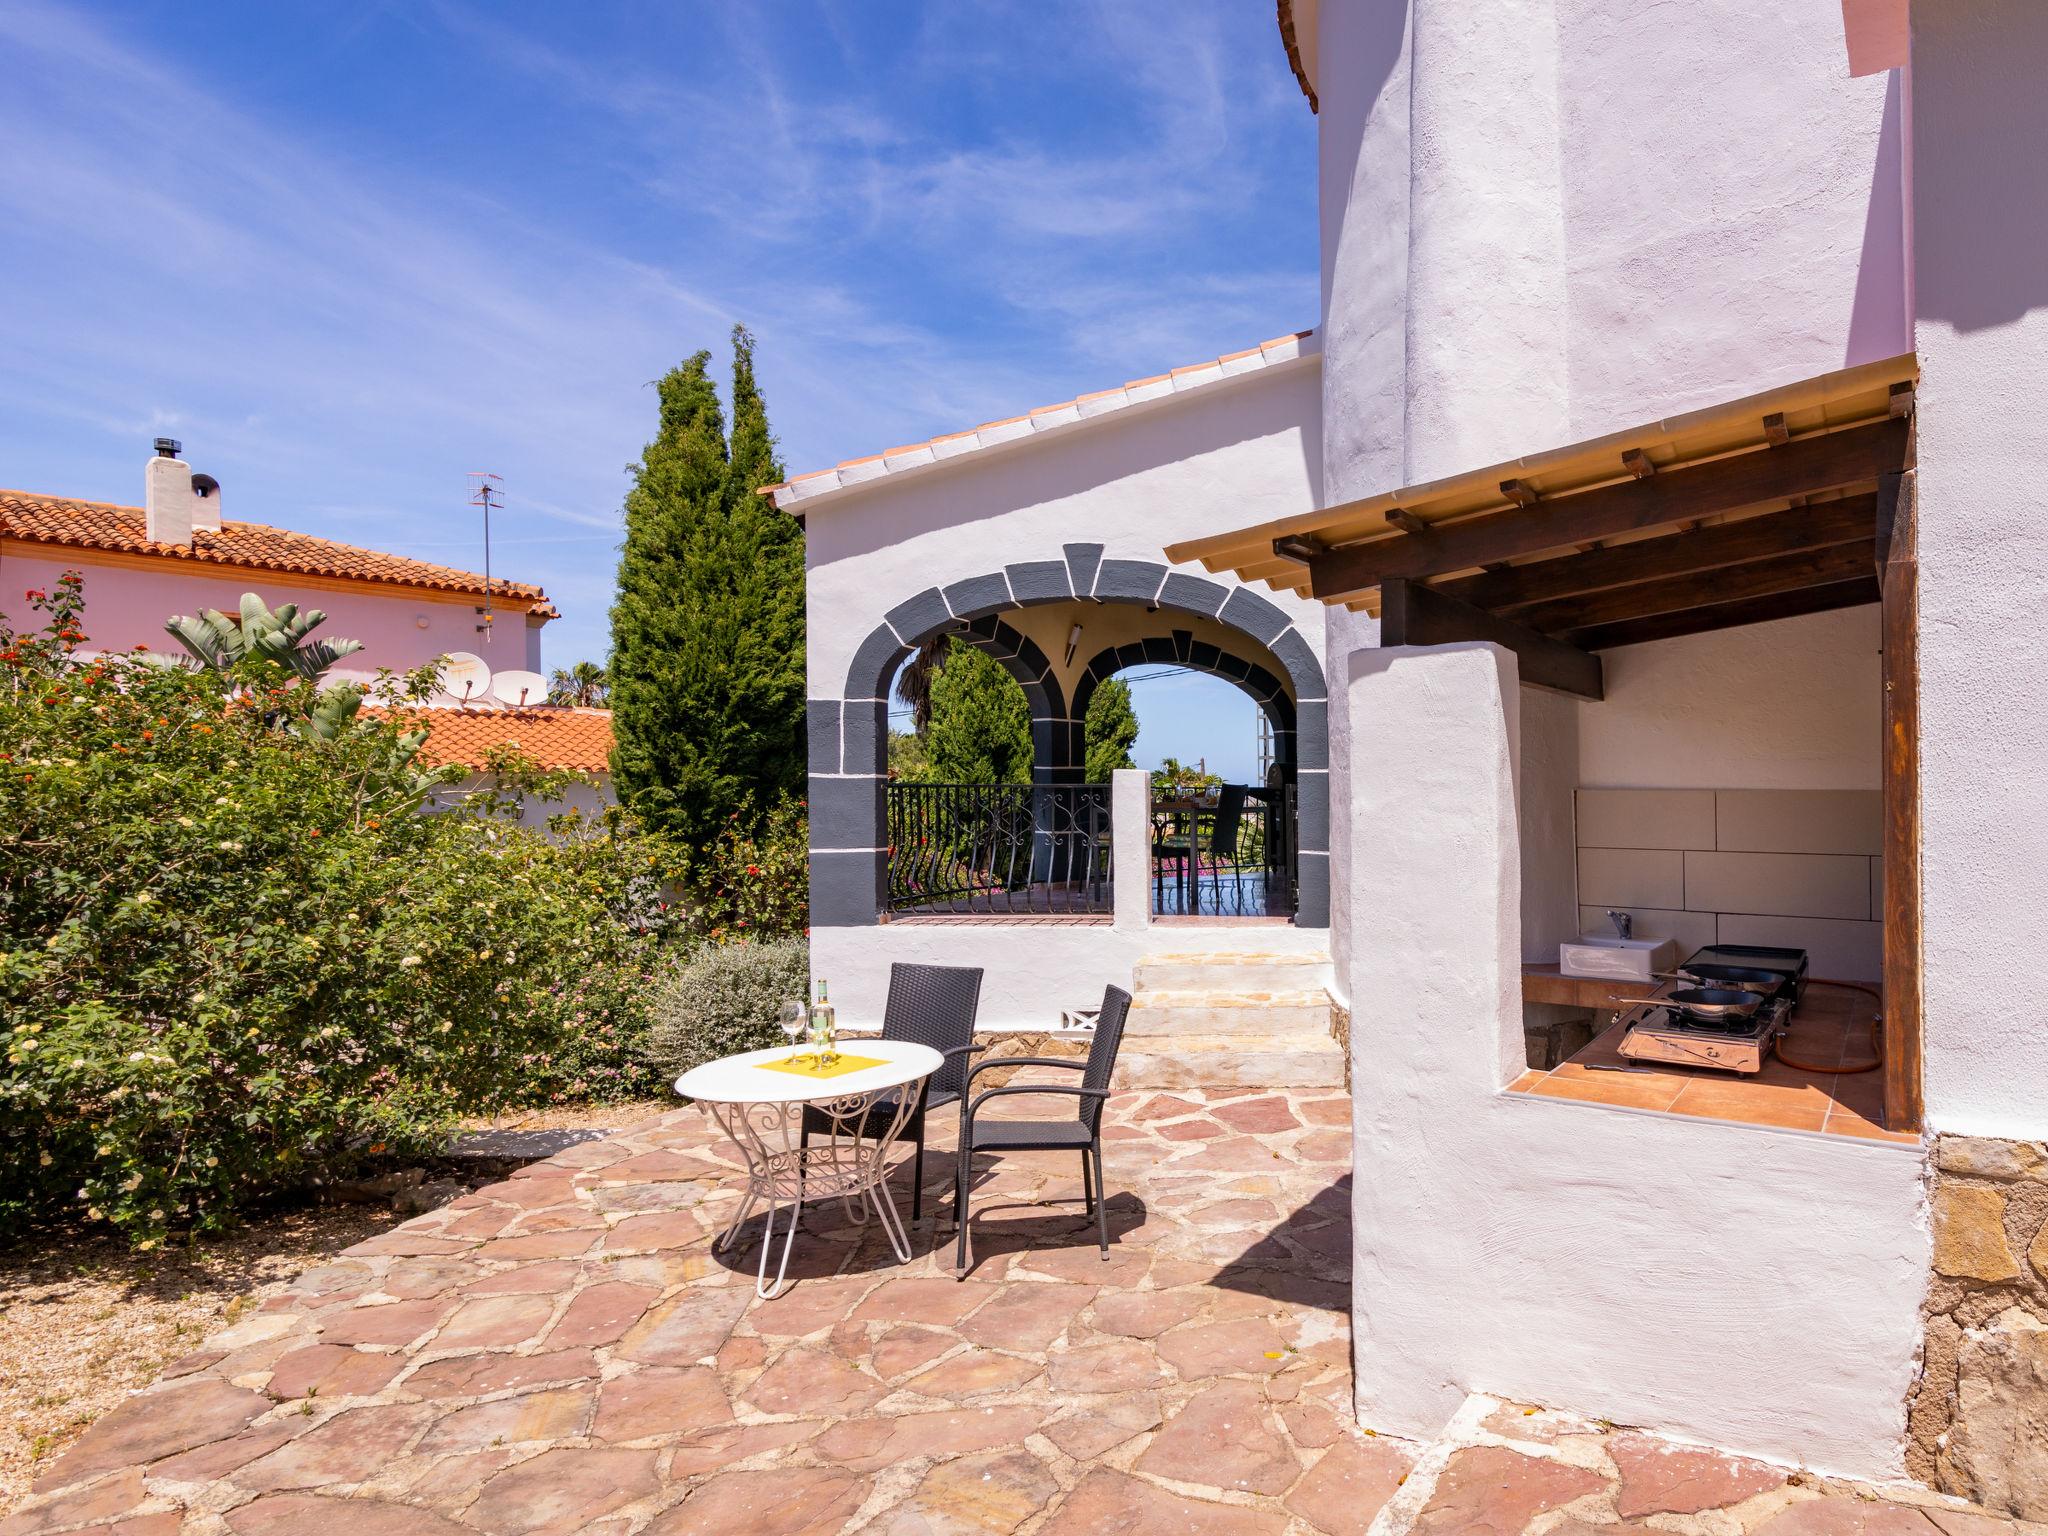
[7,1079,2039,1535]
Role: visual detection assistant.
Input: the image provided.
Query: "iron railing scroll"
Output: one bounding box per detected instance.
[886,782,1114,916]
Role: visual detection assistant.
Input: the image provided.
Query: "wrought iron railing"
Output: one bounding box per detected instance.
[886,783,1114,916]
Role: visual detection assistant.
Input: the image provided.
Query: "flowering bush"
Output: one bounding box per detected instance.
[684,797,808,943]
[647,936,809,1082]
[0,576,684,1244]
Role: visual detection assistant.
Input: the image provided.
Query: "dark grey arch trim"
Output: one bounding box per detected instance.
[1070,637,1297,770]
[812,543,1329,928]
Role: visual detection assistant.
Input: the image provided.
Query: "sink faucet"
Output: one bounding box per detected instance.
[1606,909,1633,940]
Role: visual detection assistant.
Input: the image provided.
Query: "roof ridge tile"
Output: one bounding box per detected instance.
[759,328,1319,509]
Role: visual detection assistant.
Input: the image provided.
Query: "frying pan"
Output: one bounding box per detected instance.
[1668,962,1785,994]
[1613,986,1763,1020]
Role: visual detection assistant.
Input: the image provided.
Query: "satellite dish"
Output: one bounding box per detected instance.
[439,651,492,704]
[492,669,547,708]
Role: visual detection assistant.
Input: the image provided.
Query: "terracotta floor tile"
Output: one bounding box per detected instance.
[1666,1078,1831,1132]
[1527,1071,1688,1113]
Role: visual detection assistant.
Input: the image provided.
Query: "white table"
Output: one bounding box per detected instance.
[675,1039,942,1299]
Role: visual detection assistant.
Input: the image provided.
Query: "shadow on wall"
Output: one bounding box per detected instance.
[1845,70,1911,365]
[1913,7,2048,332]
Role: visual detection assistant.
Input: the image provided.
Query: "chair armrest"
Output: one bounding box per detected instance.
[964,1054,1084,1087]
[939,1042,989,1062]
[964,1081,1110,1125]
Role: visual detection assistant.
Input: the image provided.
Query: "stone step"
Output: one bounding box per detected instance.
[1132,950,1332,994]
[1125,989,1334,1038]
[1116,1033,1346,1091]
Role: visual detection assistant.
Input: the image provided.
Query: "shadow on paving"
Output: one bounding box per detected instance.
[1208,1171,1352,1311]
[708,1159,1150,1285]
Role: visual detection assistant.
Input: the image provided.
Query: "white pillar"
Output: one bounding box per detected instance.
[1111,769,1151,935]
[1346,641,1524,1435]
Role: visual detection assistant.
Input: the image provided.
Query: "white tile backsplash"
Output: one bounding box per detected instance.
[1575,786,1883,971]
[1577,847,1685,910]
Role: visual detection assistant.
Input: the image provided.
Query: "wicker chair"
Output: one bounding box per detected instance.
[800,962,984,1222]
[953,985,1132,1274]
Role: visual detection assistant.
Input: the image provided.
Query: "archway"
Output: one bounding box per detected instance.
[809,542,1328,928]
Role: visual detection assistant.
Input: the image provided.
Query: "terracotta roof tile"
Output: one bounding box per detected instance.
[1,490,553,611]
[759,329,1318,510]
[395,706,614,774]
[1276,0,1318,112]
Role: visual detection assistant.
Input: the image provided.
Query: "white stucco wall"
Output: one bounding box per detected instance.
[1910,0,2048,1142]
[1309,0,1928,1467]
[430,771,614,830]
[1345,642,1926,1480]
[802,357,1327,696]
[1553,1,1908,436]
[1578,606,1881,791]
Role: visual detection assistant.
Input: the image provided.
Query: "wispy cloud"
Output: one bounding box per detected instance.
[0,0,1314,667]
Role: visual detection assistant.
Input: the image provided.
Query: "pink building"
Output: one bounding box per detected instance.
[4,444,613,805]
[2,444,552,681]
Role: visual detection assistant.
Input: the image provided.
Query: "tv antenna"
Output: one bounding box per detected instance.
[468,471,503,642]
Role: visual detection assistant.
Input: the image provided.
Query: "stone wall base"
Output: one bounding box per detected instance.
[1909,1135,2048,1518]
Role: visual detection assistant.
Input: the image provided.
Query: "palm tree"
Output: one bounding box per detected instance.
[548,660,609,708]
[895,637,949,732]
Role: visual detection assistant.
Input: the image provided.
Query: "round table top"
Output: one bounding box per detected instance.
[674,1038,942,1106]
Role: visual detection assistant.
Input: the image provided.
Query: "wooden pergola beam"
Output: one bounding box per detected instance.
[1306,417,1909,601]
[1512,537,1879,635]
[1564,575,1880,652]
[1877,468,1922,1131]
[1381,578,1604,699]
[1430,495,1878,611]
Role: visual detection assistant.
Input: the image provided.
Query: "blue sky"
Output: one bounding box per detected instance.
[0,2,1317,780]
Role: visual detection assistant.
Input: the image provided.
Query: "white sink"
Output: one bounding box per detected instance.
[1558,934,1679,983]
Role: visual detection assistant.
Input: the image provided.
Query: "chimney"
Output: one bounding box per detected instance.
[144,438,223,542]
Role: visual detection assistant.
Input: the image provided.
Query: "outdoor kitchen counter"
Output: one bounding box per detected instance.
[1522,963,1648,1011]
[1512,969,1914,1143]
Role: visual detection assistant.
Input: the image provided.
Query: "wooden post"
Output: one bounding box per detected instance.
[1877,468,1923,1132]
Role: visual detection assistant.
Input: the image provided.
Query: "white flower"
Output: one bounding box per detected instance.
[205,1156,219,1168]
[121,1174,141,1192]
[16,1039,35,1053]
[128,1051,145,1062]
[399,954,422,969]
[133,891,155,905]
[177,816,195,829]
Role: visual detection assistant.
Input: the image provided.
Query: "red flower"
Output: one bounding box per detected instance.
[745,864,761,876]
[308,828,322,838]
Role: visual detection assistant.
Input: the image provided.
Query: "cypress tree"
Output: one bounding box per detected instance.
[1082,677,1140,782]
[923,639,1032,784]
[608,329,805,848]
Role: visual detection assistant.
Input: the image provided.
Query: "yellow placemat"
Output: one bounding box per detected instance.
[756,1051,889,1080]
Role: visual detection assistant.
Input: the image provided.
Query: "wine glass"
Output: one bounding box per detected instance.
[779,999,808,1062]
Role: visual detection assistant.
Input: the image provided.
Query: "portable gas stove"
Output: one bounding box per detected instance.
[1614,944,1809,1074]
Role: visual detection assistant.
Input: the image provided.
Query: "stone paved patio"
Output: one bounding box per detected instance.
[6,1078,2037,1535]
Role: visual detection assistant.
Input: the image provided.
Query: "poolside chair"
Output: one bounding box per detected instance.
[800,962,984,1222]
[953,984,1132,1274]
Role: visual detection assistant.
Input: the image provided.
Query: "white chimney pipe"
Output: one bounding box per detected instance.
[143,439,221,542]
[145,444,194,545]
